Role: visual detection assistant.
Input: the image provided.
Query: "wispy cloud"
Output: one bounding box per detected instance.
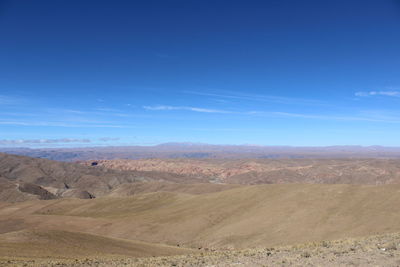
[143,102,400,124]
[250,111,400,123]
[53,109,87,114]
[0,120,130,128]
[355,91,400,97]
[0,138,91,145]
[95,107,124,112]
[143,105,232,114]
[184,90,326,106]
[144,104,400,124]
[0,95,24,105]
[44,107,149,119]
[99,137,120,142]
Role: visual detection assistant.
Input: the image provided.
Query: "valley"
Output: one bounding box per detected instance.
[1,152,400,266]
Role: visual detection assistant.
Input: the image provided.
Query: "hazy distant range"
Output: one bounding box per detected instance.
[1,143,400,161]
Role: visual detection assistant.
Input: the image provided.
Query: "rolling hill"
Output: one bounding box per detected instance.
[0,153,208,201]
[0,229,193,259]
[2,152,400,265]
[2,183,400,250]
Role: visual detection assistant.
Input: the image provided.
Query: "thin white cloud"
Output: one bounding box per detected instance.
[44,107,151,119]
[99,137,120,142]
[355,91,400,97]
[0,138,91,145]
[0,120,130,128]
[95,107,124,112]
[183,90,326,106]
[143,105,232,114]
[57,109,87,114]
[0,95,24,105]
[250,111,400,123]
[144,104,400,123]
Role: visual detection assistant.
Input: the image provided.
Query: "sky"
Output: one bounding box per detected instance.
[1,0,400,147]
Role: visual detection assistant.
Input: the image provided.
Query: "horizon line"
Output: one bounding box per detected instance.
[1,142,400,150]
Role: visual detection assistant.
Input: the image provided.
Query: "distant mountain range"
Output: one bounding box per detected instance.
[1,143,400,161]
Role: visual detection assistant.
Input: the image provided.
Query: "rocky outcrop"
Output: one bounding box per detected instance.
[18,183,57,200]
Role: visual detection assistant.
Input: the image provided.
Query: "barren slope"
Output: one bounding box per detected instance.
[108,181,241,197]
[0,153,207,201]
[2,184,400,250]
[3,232,400,266]
[0,177,39,202]
[0,229,193,259]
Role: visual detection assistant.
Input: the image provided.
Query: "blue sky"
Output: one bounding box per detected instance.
[1,0,400,147]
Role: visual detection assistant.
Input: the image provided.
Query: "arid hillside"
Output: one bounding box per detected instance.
[2,152,400,266]
[4,232,398,266]
[0,153,208,202]
[10,151,400,204]
[83,158,400,185]
[0,229,193,260]
[2,183,400,250]
[108,181,241,197]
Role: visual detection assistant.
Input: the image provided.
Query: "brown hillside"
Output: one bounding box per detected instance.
[2,232,400,266]
[108,181,241,197]
[0,229,193,259]
[2,183,400,250]
[0,153,206,200]
[0,178,38,202]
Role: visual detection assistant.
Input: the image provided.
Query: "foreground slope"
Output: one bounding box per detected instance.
[4,232,397,266]
[134,233,400,267]
[2,183,400,250]
[0,229,193,259]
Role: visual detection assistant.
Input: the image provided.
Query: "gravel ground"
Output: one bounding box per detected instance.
[1,233,400,266]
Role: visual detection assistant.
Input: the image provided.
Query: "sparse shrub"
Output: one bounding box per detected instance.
[385,242,397,251]
[321,241,330,248]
